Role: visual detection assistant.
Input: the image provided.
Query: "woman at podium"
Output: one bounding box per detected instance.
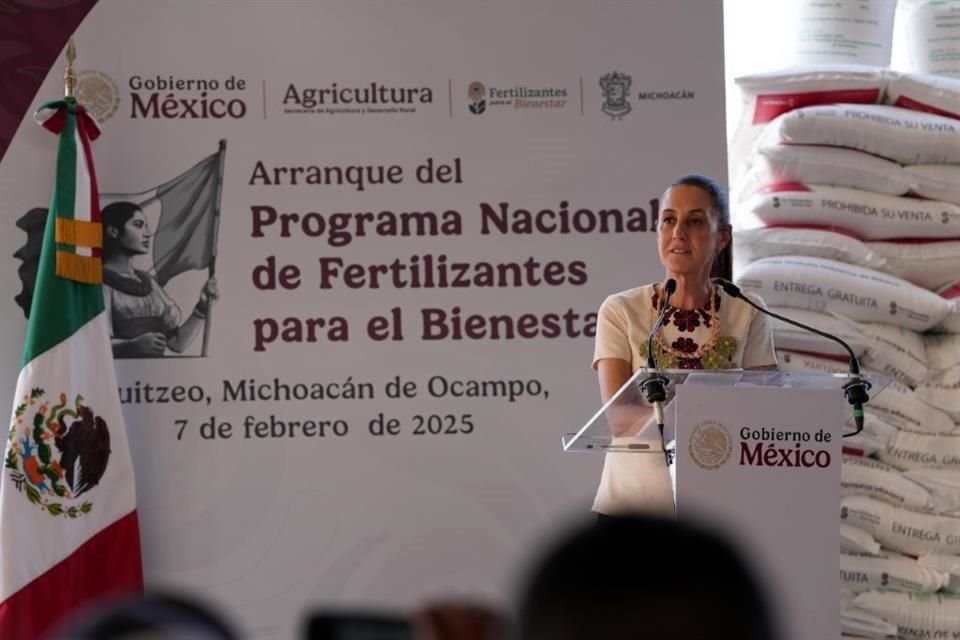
[591,174,776,516]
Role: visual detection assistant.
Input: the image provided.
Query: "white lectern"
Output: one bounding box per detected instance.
[565,368,888,640]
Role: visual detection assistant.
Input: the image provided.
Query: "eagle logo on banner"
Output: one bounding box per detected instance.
[5,390,110,518]
[688,421,733,471]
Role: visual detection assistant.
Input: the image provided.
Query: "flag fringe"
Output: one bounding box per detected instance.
[55,251,101,284]
[55,218,102,249]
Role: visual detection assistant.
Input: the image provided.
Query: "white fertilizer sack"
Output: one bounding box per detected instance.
[867,240,960,291]
[904,164,960,206]
[879,430,960,471]
[743,144,911,196]
[768,306,870,358]
[761,103,960,165]
[842,456,934,511]
[853,590,960,639]
[886,72,960,119]
[917,365,960,421]
[843,521,882,555]
[733,227,885,275]
[918,554,960,593]
[905,470,960,515]
[893,0,960,78]
[784,0,896,67]
[738,256,950,332]
[933,284,960,334]
[730,65,887,181]
[841,551,947,593]
[770,312,930,388]
[841,495,960,555]
[742,186,960,241]
[925,334,960,372]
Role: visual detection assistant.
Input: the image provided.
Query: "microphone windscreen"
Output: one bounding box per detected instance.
[665,278,677,295]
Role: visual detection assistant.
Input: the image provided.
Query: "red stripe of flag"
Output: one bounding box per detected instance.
[0,511,143,640]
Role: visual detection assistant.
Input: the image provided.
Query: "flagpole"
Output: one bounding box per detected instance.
[201,139,226,357]
[64,39,76,98]
[1,39,143,639]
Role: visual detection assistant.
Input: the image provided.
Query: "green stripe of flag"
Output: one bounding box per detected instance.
[23,102,104,366]
[55,104,77,223]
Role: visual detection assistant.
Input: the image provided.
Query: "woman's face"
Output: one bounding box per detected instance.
[111,209,151,256]
[657,184,729,280]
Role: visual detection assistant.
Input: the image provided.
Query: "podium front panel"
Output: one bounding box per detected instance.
[674,384,842,640]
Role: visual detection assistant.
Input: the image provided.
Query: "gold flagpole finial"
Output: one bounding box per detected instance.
[64,38,76,98]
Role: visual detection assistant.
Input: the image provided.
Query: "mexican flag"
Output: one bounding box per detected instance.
[0,98,143,639]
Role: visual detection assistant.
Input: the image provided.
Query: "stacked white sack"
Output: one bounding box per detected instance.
[737,73,960,341]
[919,555,960,594]
[917,333,960,428]
[773,341,960,632]
[885,73,960,203]
[736,256,951,332]
[781,349,960,506]
[739,146,959,206]
[867,241,960,292]
[917,360,960,422]
[840,605,898,638]
[759,103,960,165]
[780,346,960,496]
[906,471,960,516]
[738,185,960,241]
[770,312,930,387]
[842,586,900,637]
[842,455,936,512]
[851,589,960,638]
[841,550,948,594]
[735,145,912,200]
[731,62,960,634]
[734,227,887,276]
[841,495,960,556]
[880,431,960,472]
[853,591,960,639]
[935,283,960,334]
[729,65,887,183]
[844,522,883,556]
[892,0,960,79]
[783,0,896,69]
[746,68,960,198]
[925,334,960,373]
[735,74,960,331]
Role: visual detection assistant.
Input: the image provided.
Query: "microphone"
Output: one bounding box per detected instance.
[641,278,676,463]
[713,278,870,437]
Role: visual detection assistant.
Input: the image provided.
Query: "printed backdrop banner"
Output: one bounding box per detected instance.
[0,2,726,637]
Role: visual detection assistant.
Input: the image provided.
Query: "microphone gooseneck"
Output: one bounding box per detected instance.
[646,278,677,371]
[642,278,677,464]
[713,278,871,437]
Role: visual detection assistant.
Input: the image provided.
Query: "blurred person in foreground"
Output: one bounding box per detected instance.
[412,601,505,640]
[515,513,780,640]
[592,174,776,516]
[303,602,505,640]
[48,591,237,640]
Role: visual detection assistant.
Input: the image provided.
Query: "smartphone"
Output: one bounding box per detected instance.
[305,612,414,640]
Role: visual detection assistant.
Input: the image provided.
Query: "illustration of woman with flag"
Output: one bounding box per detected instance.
[102,201,218,358]
[15,141,226,358]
